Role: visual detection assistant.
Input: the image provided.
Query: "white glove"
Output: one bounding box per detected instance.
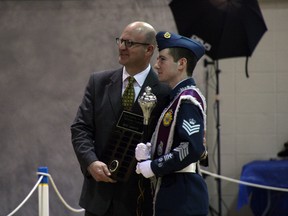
[135,142,151,161]
[136,160,154,178]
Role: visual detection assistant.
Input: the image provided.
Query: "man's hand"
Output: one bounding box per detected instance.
[135,142,151,161]
[87,161,116,183]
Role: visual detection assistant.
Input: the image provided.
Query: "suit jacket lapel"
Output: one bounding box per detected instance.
[107,68,158,117]
[107,69,123,119]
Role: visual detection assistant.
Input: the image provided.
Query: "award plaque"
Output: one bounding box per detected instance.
[101,111,143,181]
[101,86,157,182]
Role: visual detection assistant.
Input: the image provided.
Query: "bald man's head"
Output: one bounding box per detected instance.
[124,21,157,46]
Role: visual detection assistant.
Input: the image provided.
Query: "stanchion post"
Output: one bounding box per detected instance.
[38,167,49,216]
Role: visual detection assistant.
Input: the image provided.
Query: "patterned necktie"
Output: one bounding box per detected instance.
[122,76,135,111]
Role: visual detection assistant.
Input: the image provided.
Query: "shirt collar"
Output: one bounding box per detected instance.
[122,65,151,87]
[170,78,196,100]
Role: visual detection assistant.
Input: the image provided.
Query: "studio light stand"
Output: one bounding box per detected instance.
[204,59,222,216]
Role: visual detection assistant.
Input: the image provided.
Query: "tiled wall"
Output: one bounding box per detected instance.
[204,1,288,215]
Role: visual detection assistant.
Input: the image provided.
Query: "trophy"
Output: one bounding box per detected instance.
[100,86,157,181]
[138,86,157,142]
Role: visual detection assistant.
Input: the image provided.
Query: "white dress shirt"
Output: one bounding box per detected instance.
[122,65,151,101]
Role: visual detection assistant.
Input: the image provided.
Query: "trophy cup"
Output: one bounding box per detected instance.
[138,86,157,142]
[100,86,157,181]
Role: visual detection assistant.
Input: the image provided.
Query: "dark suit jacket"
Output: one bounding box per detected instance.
[71,68,170,216]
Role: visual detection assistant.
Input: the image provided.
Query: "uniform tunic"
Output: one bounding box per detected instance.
[150,78,209,216]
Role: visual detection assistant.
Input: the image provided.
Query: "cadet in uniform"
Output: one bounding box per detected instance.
[135,31,209,216]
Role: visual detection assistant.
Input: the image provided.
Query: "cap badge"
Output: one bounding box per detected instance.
[164,32,171,39]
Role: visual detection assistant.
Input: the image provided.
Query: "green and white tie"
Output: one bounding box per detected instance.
[122,76,135,111]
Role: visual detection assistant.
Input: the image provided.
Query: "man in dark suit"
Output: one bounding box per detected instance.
[71,21,170,216]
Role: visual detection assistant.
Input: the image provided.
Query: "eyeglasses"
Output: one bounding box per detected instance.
[116,38,150,48]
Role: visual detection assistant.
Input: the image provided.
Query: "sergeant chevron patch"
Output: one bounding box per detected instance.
[182,119,200,135]
[174,142,189,161]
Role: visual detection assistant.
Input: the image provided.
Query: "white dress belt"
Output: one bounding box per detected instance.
[175,162,197,173]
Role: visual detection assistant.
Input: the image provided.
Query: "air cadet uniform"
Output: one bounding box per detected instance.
[136,32,209,216]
